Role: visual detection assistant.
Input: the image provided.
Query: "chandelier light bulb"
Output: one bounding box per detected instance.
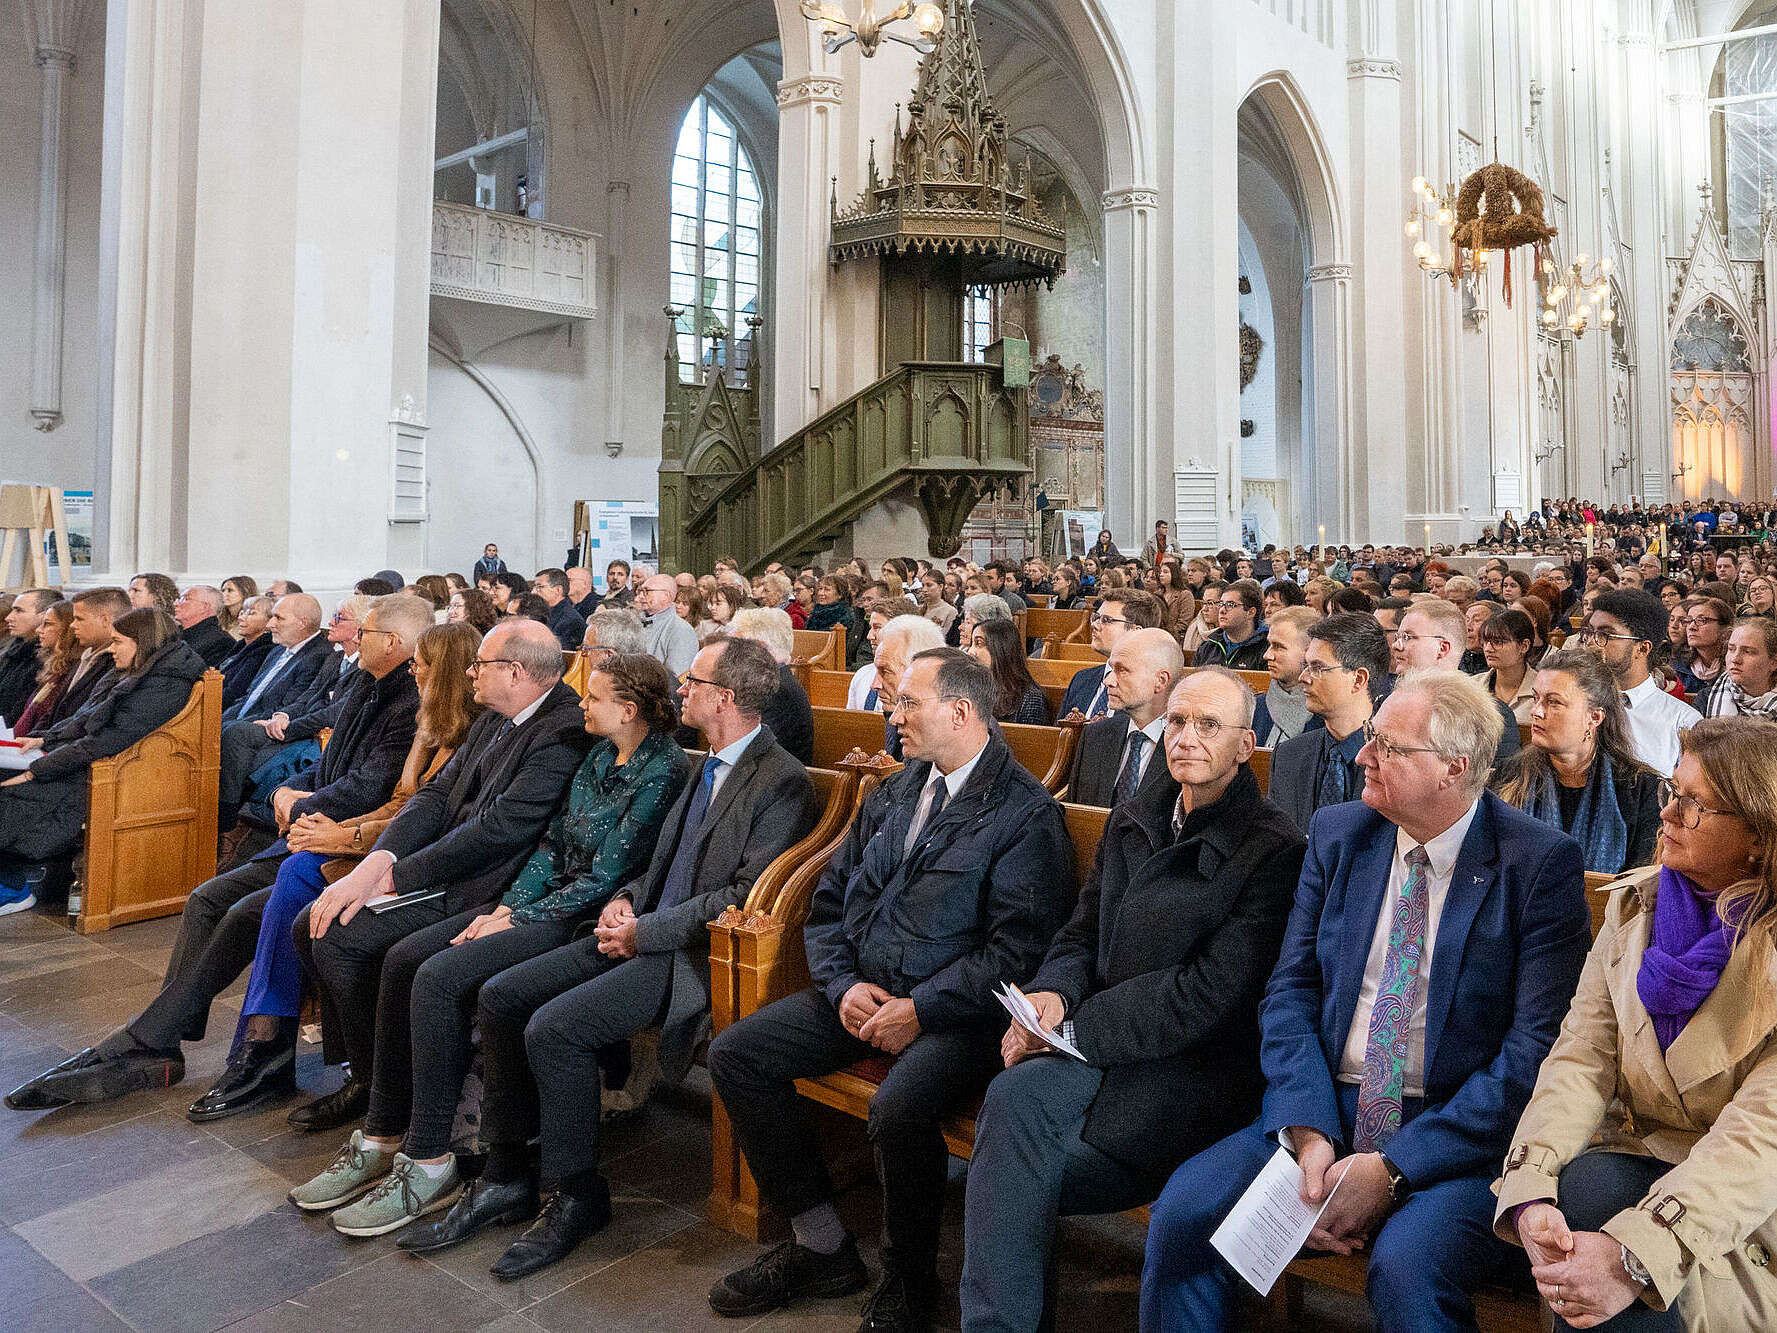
[1550,284,1568,301]
[1600,256,1614,273]
[1413,240,1431,258]
[1412,176,1429,195]
[1405,220,1420,237]
[1575,253,1588,266]
[1543,308,1558,325]
[914,2,944,36]
[1436,207,1453,225]
[1601,307,1616,324]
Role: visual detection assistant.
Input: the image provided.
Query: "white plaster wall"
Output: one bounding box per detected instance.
[424,345,544,573]
[0,6,107,490]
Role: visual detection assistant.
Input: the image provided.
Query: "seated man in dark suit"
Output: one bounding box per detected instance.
[532,568,587,649]
[398,637,822,1276]
[215,594,332,824]
[566,566,601,620]
[707,649,1073,1331]
[1057,589,1165,722]
[962,668,1307,1333]
[1269,613,1391,834]
[174,584,236,667]
[289,619,591,1132]
[4,596,431,1113]
[1141,670,1591,1333]
[42,587,131,729]
[1065,627,1182,808]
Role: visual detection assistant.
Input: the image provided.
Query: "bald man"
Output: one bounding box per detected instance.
[216,594,333,830]
[1067,628,1185,809]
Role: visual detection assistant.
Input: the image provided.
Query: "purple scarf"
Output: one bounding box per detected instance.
[1636,866,1735,1051]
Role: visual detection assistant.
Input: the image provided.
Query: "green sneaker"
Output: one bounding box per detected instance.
[288,1131,393,1212]
[330,1154,459,1237]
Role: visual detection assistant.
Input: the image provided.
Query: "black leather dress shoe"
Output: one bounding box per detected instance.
[396,1174,540,1253]
[490,1183,612,1281]
[857,1269,940,1333]
[5,1048,103,1109]
[186,1039,297,1123]
[10,1048,183,1108]
[286,1077,369,1132]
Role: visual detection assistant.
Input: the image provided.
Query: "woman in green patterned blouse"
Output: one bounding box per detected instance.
[343,652,692,1187]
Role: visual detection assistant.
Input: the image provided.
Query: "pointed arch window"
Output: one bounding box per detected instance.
[671,96,762,383]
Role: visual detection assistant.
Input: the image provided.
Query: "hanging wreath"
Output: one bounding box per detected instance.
[1449,162,1557,307]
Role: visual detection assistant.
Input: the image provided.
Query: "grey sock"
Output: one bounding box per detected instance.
[94,1028,164,1061]
[790,1203,848,1256]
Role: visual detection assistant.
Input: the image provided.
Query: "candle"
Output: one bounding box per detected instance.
[1423,523,1431,551]
[1317,524,1325,560]
[1586,523,1595,559]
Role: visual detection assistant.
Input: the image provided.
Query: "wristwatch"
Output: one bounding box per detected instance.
[1378,1154,1411,1205]
[1621,1243,1651,1288]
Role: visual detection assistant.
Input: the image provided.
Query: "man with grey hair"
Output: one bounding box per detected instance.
[709,648,1072,1327]
[1142,668,1590,1333]
[728,606,813,763]
[586,607,646,655]
[860,614,946,762]
[6,596,428,1116]
[1066,627,1183,808]
[635,573,699,676]
[287,618,593,1134]
[175,584,235,667]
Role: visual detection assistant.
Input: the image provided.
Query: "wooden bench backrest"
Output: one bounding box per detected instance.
[1025,607,1089,646]
[736,767,857,915]
[1000,720,1079,793]
[1179,664,1272,696]
[1250,747,1271,796]
[1585,870,1614,940]
[1062,801,1109,876]
[792,627,844,671]
[1023,593,1050,608]
[79,669,223,933]
[1026,656,1087,716]
[1047,639,1103,663]
[810,707,892,770]
[808,668,854,710]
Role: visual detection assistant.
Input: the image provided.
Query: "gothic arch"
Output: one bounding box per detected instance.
[1236,72,1346,270]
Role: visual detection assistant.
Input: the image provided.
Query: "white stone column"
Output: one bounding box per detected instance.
[24,0,94,434]
[98,0,440,587]
[772,71,846,437]
[1100,187,1160,541]
[1305,263,1357,540]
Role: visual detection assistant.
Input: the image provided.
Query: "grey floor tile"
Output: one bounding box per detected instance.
[2,1284,132,1332]
[0,1110,218,1225]
[605,1121,714,1210]
[87,1202,382,1333]
[416,1189,699,1311]
[15,1143,293,1281]
[522,1221,774,1332]
[0,1227,82,1317]
[0,933,110,980]
[237,1251,513,1333]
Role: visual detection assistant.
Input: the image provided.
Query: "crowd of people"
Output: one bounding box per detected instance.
[1,502,1775,1332]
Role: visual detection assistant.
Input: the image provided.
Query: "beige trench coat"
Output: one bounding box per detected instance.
[1492,866,1777,1330]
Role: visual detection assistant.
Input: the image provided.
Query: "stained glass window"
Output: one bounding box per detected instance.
[671,96,762,382]
[964,288,996,362]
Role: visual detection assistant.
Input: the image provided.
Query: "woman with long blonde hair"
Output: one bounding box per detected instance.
[1496,718,1777,1329]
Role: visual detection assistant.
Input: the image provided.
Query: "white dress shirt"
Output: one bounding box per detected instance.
[706,723,762,805]
[1119,713,1168,789]
[1620,674,1700,778]
[905,741,986,853]
[1337,800,1480,1098]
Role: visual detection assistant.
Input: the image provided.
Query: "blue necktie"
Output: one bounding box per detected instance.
[656,756,721,911]
[239,647,293,714]
[1113,730,1148,806]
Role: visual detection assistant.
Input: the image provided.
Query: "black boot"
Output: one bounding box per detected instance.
[186,1026,298,1122]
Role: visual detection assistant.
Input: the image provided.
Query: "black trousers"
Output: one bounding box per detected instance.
[0,771,88,860]
[706,985,1002,1276]
[362,909,577,1157]
[218,721,287,822]
[478,939,675,1180]
[295,893,449,1092]
[99,858,281,1056]
[1552,1152,1682,1331]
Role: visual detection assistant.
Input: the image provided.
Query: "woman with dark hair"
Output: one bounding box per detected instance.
[1496,718,1777,1330]
[1492,647,1662,874]
[1501,569,1533,602]
[1674,595,1733,695]
[807,575,865,670]
[675,586,716,640]
[292,653,690,1227]
[412,574,452,616]
[446,587,500,635]
[219,575,260,638]
[0,608,206,885]
[1155,560,1197,642]
[12,600,76,736]
[1049,566,1084,611]
[1481,608,1539,721]
[709,583,753,626]
[966,617,1052,724]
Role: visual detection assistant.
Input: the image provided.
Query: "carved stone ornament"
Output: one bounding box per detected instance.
[1345,57,1403,79]
[1102,187,1160,212]
[829,0,1067,289]
[777,75,845,108]
[1238,322,1264,391]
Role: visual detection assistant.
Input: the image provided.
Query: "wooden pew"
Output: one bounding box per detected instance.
[1250,747,1271,796]
[1025,657,1083,717]
[1047,639,1102,663]
[77,669,224,933]
[707,798,1110,1237]
[1025,606,1090,650]
[810,707,1079,796]
[792,626,845,671]
[810,707,893,769]
[1180,664,1273,697]
[807,668,855,710]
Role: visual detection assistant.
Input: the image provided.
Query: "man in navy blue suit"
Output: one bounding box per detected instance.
[1141,669,1590,1333]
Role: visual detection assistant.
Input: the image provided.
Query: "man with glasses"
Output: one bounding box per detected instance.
[1144,670,1590,1333]
[1195,579,1270,671]
[962,667,1305,1332]
[6,597,432,1115]
[634,572,698,676]
[1057,589,1165,721]
[708,648,1071,1330]
[287,619,593,1135]
[392,637,820,1276]
[1581,588,1699,777]
[174,584,235,667]
[1270,613,1393,834]
[1388,600,1520,771]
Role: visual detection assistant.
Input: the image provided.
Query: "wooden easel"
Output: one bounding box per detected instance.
[0,484,73,593]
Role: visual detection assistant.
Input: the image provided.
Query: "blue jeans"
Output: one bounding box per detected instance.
[1140,1087,1518,1333]
[240,851,331,1019]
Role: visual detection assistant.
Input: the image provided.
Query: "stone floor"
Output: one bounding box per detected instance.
[1,904,1211,1333]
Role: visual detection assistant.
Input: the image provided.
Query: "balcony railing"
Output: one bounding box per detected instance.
[430,201,597,322]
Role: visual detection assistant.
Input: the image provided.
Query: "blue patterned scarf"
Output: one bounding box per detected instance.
[1525,758,1629,875]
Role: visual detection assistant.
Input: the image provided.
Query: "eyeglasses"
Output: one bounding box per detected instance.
[890,693,961,717]
[1658,780,1741,830]
[1298,661,1353,681]
[1680,616,1725,628]
[680,672,731,693]
[1360,720,1442,762]
[1164,712,1243,740]
[468,657,521,674]
[1576,627,1641,645]
[1090,612,1128,627]
[1215,601,1246,613]
[1390,630,1449,647]
[357,627,399,642]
